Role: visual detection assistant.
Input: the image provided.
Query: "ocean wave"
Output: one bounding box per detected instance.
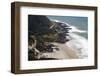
[52,19,87,33]
[69,26,87,33]
[53,19,88,58]
[66,33,88,58]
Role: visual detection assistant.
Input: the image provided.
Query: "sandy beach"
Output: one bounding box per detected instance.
[42,42,79,59]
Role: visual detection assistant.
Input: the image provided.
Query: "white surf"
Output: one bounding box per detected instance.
[53,20,88,59]
[66,33,88,59]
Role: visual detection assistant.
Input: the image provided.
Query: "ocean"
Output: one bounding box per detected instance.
[47,16,88,39]
[47,16,88,58]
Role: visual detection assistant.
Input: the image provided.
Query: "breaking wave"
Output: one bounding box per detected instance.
[53,19,88,58]
[69,26,87,33]
[66,33,88,58]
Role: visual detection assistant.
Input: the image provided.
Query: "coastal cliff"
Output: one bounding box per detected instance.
[28,15,88,60]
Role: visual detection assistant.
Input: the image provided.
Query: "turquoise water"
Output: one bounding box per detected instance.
[47,16,88,39]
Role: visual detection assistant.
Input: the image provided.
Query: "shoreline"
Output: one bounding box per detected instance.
[41,42,79,59]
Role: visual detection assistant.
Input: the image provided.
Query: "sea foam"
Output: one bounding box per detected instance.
[53,19,88,59]
[66,33,88,59]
